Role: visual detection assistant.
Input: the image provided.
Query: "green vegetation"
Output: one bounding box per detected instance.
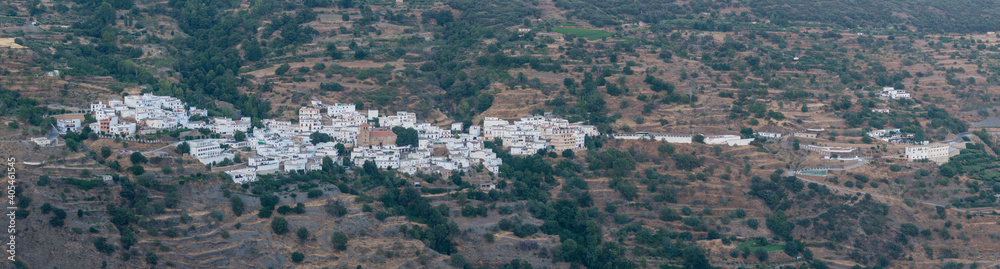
[738,240,785,252]
[551,27,614,40]
[61,178,103,190]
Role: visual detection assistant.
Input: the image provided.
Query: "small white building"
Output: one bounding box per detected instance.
[879,87,911,99]
[226,168,258,184]
[755,132,782,139]
[31,137,53,147]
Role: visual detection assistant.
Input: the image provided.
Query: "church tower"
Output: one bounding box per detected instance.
[358,122,370,147]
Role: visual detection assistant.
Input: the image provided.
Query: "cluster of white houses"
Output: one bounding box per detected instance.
[483,114,599,155]
[89,95,599,184]
[88,93,209,136]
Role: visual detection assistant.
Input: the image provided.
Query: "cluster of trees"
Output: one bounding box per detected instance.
[750,0,1000,33]
[391,127,419,147]
[554,0,728,27]
[0,87,48,127]
[158,0,273,119]
[380,187,457,254]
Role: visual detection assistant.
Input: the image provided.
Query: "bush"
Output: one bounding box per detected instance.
[660,208,681,221]
[291,252,304,263]
[146,251,158,265]
[258,208,273,218]
[729,209,746,218]
[326,200,347,217]
[889,164,902,172]
[94,237,115,255]
[562,149,575,159]
[320,82,344,92]
[37,175,50,186]
[230,197,244,216]
[275,64,291,75]
[271,217,289,235]
[901,223,920,236]
[307,189,323,198]
[297,227,309,241]
[450,253,467,268]
[332,232,348,250]
[277,205,292,215]
[130,165,144,175]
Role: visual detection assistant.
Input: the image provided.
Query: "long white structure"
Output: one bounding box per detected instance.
[905,144,949,160]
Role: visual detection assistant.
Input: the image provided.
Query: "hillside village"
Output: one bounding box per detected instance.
[83,94,607,184]
[8,0,1000,267]
[77,89,966,184]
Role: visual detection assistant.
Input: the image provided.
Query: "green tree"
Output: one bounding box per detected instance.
[242,39,263,62]
[310,132,332,144]
[130,152,147,164]
[275,64,291,75]
[322,156,335,172]
[271,217,289,235]
[130,165,144,175]
[332,231,348,250]
[146,251,158,265]
[234,130,246,142]
[562,149,575,159]
[766,211,795,240]
[100,146,112,159]
[307,189,323,198]
[320,82,344,92]
[297,227,309,241]
[291,252,304,263]
[693,134,705,143]
[391,127,419,147]
[176,142,190,154]
[230,196,244,216]
[674,154,703,170]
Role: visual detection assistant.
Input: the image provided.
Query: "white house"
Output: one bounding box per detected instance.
[56,119,82,134]
[226,168,258,184]
[755,132,782,139]
[879,87,911,99]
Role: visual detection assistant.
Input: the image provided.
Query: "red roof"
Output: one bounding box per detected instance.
[370,130,396,137]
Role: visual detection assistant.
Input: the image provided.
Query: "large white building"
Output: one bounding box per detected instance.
[189,140,234,165]
[905,144,949,160]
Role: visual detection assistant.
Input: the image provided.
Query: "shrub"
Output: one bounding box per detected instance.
[297,227,309,241]
[307,189,323,198]
[230,197,244,216]
[275,64,291,75]
[271,217,289,235]
[332,232,348,250]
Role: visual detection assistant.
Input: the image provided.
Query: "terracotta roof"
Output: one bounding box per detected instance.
[370,130,396,137]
